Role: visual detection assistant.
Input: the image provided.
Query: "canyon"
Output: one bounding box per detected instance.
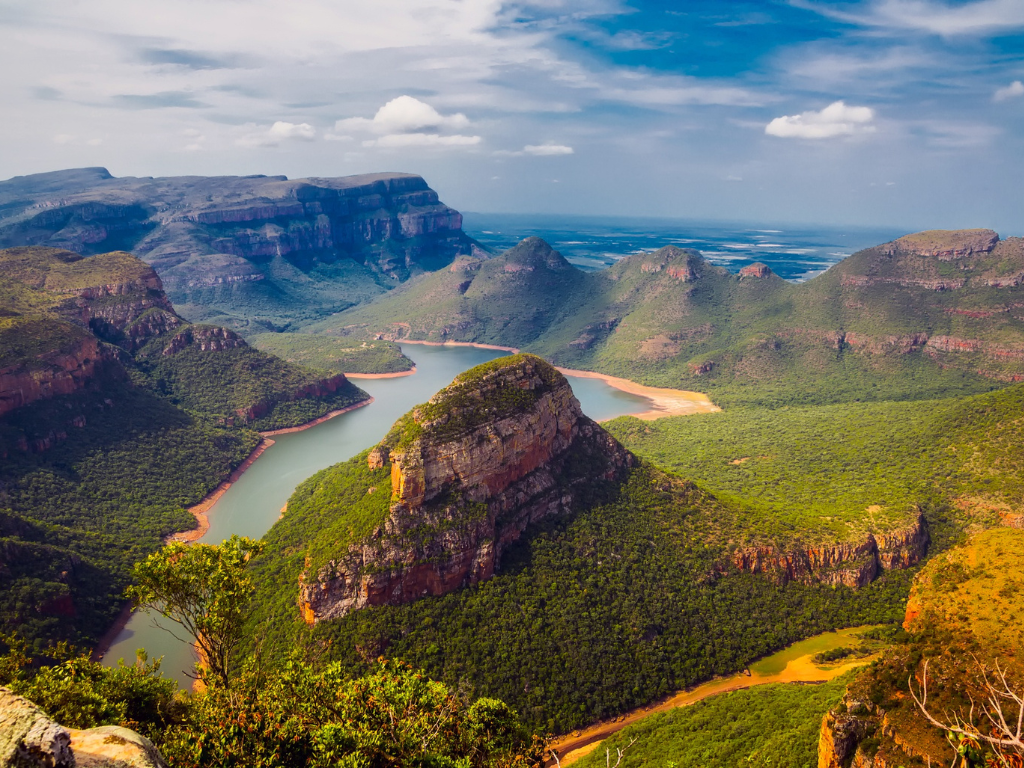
[0,168,480,332]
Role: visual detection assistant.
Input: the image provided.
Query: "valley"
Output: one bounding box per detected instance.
[2,216,1023,767]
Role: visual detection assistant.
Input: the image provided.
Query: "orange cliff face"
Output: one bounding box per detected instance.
[297,355,635,624]
[732,513,929,589]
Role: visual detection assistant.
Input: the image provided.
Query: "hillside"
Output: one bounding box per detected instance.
[246,356,920,733]
[249,333,413,374]
[316,229,1024,407]
[819,527,1024,766]
[0,246,369,648]
[0,168,482,334]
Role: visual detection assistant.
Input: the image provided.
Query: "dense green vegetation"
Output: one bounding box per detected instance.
[250,333,414,374]
[248,464,913,734]
[573,676,852,768]
[134,340,368,431]
[316,233,1024,407]
[0,382,261,647]
[0,245,370,649]
[605,382,1024,546]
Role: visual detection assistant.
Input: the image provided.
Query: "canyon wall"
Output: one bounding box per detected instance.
[731,512,928,588]
[298,355,634,622]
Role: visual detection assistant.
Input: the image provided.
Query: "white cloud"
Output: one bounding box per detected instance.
[268,121,315,140]
[994,80,1024,102]
[765,101,876,139]
[336,96,469,135]
[363,133,481,148]
[524,143,574,155]
[236,121,315,148]
[797,0,1024,36]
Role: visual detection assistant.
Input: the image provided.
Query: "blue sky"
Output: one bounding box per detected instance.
[1,0,1022,232]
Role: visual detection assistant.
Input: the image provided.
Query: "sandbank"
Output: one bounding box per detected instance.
[554,367,720,420]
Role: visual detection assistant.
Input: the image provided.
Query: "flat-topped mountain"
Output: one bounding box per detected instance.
[0,168,480,333]
[295,354,634,621]
[316,229,1024,407]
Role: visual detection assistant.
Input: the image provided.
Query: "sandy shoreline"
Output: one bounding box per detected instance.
[395,339,719,419]
[399,339,521,353]
[345,367,416,379]
[555,367,720,420]
[259,398,373,436]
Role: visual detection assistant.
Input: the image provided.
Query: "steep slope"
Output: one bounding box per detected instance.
[313,237,596,348]
[0,168,480,333]
[0,246,368,647]
[247,357,921,733]
[818,527,1024,767]
[318,230,1024,407]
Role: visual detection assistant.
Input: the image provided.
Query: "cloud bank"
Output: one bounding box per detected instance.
[765,101,876,139]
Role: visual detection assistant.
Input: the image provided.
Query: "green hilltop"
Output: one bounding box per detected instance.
[311,230,1024,407]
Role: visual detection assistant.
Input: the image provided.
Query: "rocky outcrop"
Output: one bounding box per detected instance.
[298,355,634,622]
[733,511,928,588]
[739,262,772,279]
[0,334,104,418]
[0,686,168,767]
[883,229,999,259]
[161,325,246,356]
[0,170,478,328]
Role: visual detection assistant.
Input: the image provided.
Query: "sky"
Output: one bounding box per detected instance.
[1,0,1022,232]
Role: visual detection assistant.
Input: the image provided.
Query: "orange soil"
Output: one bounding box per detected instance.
[551,653,875,766]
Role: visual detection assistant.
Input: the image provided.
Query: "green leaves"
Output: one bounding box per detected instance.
[127,535,265,688]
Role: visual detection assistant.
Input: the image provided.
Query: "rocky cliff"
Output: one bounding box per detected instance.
[732,512,929,588]
[0,686,167,767]
[297,354,634,622]
[0,168,480,332]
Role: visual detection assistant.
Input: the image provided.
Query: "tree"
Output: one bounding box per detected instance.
[127,535,264,688]
[911,658,1024,767]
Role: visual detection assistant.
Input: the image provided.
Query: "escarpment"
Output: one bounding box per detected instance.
[297,354,634,623]
[0,168,479,329]
[732,512,929,588]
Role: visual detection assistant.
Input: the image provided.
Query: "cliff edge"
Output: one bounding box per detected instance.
[297,354,635,622]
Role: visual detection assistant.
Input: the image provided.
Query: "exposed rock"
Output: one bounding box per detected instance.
[733,511,928,588]
[883,229,999,259]
[161,325,246,356]
[0,687,167,767]
[818,709,869,768]
[0,335,103,418]
[0,170,478,326]
[738,262,772,279]
[298,355,635,622]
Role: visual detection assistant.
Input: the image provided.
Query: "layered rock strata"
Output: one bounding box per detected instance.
[298,354,634,622]
[732,512,928,588]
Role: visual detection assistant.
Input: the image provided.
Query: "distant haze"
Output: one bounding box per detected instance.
[2,1,1023,233]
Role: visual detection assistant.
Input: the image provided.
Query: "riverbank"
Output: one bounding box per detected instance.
[399,339,521,353]
[345,367,416,379]
[554,367,719,420]
[396,340,719,419]
[549,626,879,765]
[93,397,374,663]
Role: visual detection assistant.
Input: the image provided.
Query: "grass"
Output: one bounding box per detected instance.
[604,382,1024,547]
[572,675,853,768]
